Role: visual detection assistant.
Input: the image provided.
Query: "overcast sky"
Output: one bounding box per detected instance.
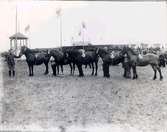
[0,1,167,52]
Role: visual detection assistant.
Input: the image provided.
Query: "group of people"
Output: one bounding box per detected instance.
[3,46,167,81]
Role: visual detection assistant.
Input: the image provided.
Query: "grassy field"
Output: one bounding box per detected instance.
[1,58,167,132]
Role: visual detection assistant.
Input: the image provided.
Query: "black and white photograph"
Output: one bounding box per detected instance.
[0,0,167,131]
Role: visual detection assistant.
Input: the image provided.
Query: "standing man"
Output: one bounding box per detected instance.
[6,49,20,77]
[122,53,131,78]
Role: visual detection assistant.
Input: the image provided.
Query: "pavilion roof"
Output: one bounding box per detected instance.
[9,32,28,40]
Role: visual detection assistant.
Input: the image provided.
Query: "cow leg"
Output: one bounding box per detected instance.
[57,65,59,75]
[30,66,33,76]
[28,64,31,76]
[134,66,138,79]
[32,65,34,76]
[132,66,137,79]
[95,62,98,76]
[77,64,84,77]
[10,66,14,77]
[73,63,75,75]
[106,64,110,78]
[44,62,49,75]
[69,63,72,75]
[123,68,126,78]
[134,65,138,79]
[9,70,11,77]
[51,63,56,76]
[13,70,15,77]
[102,63,106,77]
[122,62,126,78]
[91,63,94,76]
[61,65,63,74]
[157,66,163,80]
[89,64,91,69]
[29,65,33,76]
[152,65,157,80]
[103,63,110,78]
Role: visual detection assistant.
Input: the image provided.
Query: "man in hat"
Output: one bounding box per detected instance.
[122,53,131,78]
[6,49,20,77]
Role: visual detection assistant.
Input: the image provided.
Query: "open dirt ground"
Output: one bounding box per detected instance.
[1,58,167,132]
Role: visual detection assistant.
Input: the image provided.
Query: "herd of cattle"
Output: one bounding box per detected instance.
[1,45,167,80]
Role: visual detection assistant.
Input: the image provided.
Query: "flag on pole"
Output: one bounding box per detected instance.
[25,25,30,33]
[56,8,62,17]
[82,22,86,29]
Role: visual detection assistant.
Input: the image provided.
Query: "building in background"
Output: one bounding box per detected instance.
[72,41,92,46]
[9,32,28,55]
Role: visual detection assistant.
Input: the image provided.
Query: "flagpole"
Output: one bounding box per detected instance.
[60,13,62,49]
[82,28,84,50]
[15,4,18,54]
[56,8,63,49]
[16,6,17,34]
[166,1,167,49]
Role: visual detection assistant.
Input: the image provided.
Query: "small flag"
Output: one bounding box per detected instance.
[82,22,86,29]
[25,25,30,33]
[56,8,62,16]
